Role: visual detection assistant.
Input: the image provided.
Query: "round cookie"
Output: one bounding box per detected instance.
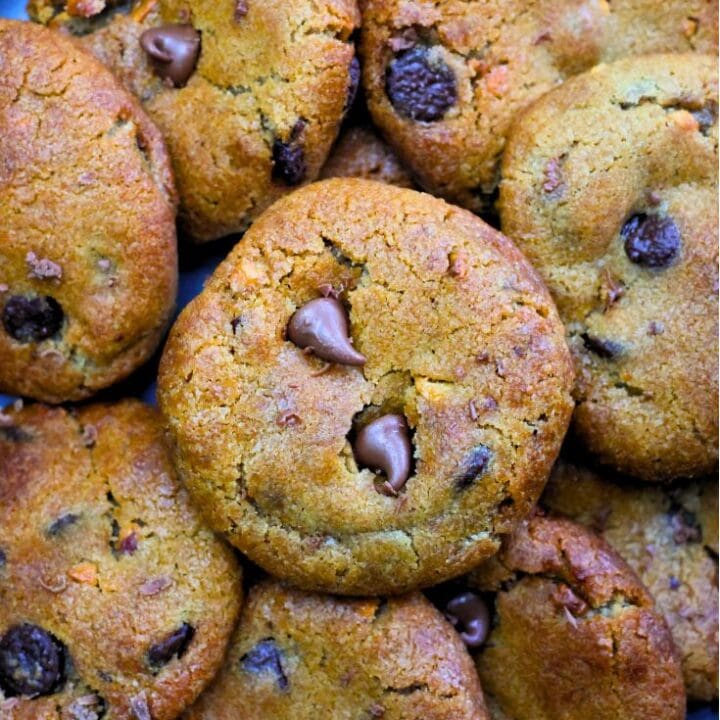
[542,460,718,701]
[466,515,686,720]
[183,579,488,719]
[0,400,242,720]
[157,178,574,595]
[28,0,360,242]
[0,19,177,404]
[320,124,416,188]
[360,0,718,213]
[499,53,718,481]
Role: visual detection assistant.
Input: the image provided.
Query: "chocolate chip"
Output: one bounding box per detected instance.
[621,214,680,268]
[454,445,492,490]
[287,297,366,366]
[445,592,490,648]
[234,0,248,20]
[272,120,307,185]
[669,507,701,544]
[147,623,194,667]
[581,333,623,359]
[354,414,412,496]
[140,25,201,88]
[2,295,64,343]
[692,99,717,134]
[345,55,360,113]
[239,639,289,691]
[669,575,681,590]
[0,549,5,567]
[0,426,32,443]
[386,46,456,121]
[0,624,66,697]
[46,513,80,537]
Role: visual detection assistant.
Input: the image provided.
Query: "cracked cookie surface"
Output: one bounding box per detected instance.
[28,0,360,242]
[542,460,718,701]
[468,515,686,720]
[0,400,242,720]
[157,178,574,595]
[0,19,177,404]
[182,578,488,719]
[499,53,718,481]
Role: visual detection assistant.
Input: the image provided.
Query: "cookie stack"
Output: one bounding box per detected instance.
[0,2,717,719]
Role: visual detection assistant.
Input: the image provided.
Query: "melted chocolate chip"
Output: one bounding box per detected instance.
[287,297,366,366]
[140,25,201,88]
[581,333,623,359]
[445,592,490,648]
[239,639,288,691]
[0,624,66,697]
[621,214,680,268]
[47,513,80,537]
[147,623,194,667]
[454,445,492,491]
[2,295,64,343]
[345,55,361,113]
[354,414,412,496]
[386,46,456,121]
[272,120,307,185]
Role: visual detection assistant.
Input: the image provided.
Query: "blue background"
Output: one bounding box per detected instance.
[0,2,717,718]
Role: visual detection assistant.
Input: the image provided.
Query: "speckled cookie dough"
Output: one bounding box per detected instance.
[157,178,574,595]
[183,579,489,719]
[542,460,718,701]
[359,0,717,213]
[28,0,360,242]
[499,53,718,481]
[0,400,242,720]
[0,19,177,404]
[467,515,686,720]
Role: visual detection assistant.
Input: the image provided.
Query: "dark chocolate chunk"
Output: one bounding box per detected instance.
[0,624,66,697]
[386,46,456,121]
[272,120,307,185]
[239,638,289,691]
[287,297,366,366]
[621,213,680,268]
[47,513,80,537]
[2,295,64,343]
[140,25,201,88]
[345,55,361,113]
[147,623,195,667]
[445,592,490,648]
[581,333,623,359]
[454,445,492,490]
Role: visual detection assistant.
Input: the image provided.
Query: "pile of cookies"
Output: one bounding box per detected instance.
[0,1,717,719]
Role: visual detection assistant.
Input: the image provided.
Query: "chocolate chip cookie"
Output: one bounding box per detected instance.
[28,0,360,242]
[500,53,718,481]
[157,178,574,595]
[0,400,242,719]
[360,0,717,213]
[183,579,488,719]
[0,19,177,404]
[467,515,686,720]
[542,460,718,701]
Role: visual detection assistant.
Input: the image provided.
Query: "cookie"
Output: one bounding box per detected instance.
[466,515,686,720]
[28,0,360,242]
[359,0,718,213]
[542,460,718,701]
[320,124,415,188]
[0,19,177,404]
[157,178,574,595]
[0,400,242,720]
[183,578,488,719]
[499,53,719,481]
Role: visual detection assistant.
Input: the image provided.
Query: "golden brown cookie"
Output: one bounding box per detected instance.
[468,515,686,720]
[28,0,360,242]
[360,0,717,213]
[0,19,177,403]
[0,400,242,719]
[542,460,718,701]
[183,579,488,719]
[157,178,574,595]
[500,53,718,480]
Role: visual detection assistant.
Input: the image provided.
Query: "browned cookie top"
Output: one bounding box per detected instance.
[500,53,718,481]
[0,400,242,720]
[468,515,686,720]
[158,178,574,595]
[183,579,488,720]
[0,19,177,403]
[28,0,360,242]
[360,0,717,213]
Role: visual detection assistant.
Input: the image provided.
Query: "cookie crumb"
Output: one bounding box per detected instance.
[129,691,151,720]
[26,251,62,281]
